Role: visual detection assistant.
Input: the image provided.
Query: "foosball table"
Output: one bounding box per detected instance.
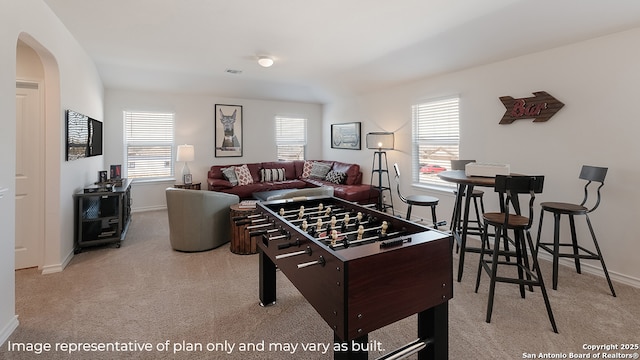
[234,196,453,360]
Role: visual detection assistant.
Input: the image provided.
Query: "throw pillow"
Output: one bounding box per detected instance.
[325,170,346,184]
[301,160,314,178]
[221,166,238,186]
[234,164,254,186]
[260,168,286,182]
[309,162,332,180]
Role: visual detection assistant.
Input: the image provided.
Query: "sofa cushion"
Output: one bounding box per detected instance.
[261,161,296,179]
[260,168,286,182]
[310,161,332,179]
[301,160,314,178]
[235,164,254,186]
[221,166,238,186]
[325,170,346,184]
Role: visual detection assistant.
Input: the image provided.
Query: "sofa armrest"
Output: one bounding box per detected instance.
[208,178,233,190]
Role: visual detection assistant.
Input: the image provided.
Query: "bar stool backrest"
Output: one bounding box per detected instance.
[578,165,607,212]
[494,175,545,228]
[451,159,476,171]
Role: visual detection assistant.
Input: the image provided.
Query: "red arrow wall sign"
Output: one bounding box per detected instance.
[499,91,564,124]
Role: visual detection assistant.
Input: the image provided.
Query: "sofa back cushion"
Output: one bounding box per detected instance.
[332,161,360,185]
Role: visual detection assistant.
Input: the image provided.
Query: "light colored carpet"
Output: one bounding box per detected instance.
[2,210,639,359]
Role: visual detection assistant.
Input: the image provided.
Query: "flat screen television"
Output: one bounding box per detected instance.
[66,110,103,161]
[89,118,103,157]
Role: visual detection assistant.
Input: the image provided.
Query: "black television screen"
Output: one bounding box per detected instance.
[66,110,103,161]
[89,118,103,157]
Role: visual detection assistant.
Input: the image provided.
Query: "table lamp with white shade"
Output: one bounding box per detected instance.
[176,144,194,183]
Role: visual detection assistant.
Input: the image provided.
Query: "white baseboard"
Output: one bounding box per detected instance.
[537,252,640,289]
[132,205,166,213]
[41,248,74,275]
[463,236,640,289]
[0,315,19,347]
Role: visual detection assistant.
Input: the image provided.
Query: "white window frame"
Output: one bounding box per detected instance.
[275,116,307,161]
[412,96,460,189]
[123,111,175,181]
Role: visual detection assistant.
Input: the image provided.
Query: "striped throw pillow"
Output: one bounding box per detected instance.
[260,168,286,182]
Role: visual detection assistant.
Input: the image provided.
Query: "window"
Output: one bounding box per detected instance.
[412,96,460,188]
[275,116,307,161]
[124,111,175,180]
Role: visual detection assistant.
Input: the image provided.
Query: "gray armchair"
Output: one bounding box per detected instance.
[165,188,239,252]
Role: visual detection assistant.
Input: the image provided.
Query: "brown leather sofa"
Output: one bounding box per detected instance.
[207,160,378,204]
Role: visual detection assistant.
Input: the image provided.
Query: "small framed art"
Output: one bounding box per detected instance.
[331,122,361,150]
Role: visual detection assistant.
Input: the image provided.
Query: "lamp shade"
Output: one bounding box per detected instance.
[176,144,195,162]
[366,132,394,150]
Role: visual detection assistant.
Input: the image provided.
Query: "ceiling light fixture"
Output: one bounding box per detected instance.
[257,56,274,68]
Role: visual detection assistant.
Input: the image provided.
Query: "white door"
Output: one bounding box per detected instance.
[15,81,44,269]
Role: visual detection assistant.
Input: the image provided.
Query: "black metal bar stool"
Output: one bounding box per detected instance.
[393,163,441,229]
[475,175,558,333]
[450,160,485,238]
[535,165,616,297]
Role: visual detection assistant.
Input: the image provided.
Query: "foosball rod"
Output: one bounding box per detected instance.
[329,231,402,249]
[288,211,351,223]
[231,213,261,222]
[277,204,326,216]
[376,338,434,360]
[280,206,346,220]
[316,225,383,241]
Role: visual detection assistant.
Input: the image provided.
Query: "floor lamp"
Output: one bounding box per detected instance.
[366,132,394,214]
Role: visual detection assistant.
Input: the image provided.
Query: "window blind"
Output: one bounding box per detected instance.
[124,111,175,179]
[412,96,460,187]
[275,116,307,161]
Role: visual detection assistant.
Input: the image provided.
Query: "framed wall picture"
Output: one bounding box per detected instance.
[183,174,193,184]
[331,122,361,150]
[215,104,243,157]
[98,171,108,183]
[110,164,122,179]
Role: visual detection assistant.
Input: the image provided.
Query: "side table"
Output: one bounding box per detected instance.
[174,182,201,190]
[229,203,258,254]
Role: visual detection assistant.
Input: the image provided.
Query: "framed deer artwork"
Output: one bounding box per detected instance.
[215,104,243,157]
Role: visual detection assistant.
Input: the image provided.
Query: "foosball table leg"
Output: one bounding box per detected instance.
[333,333,368,360]
[259,248,276,306]
[418,302,448,360]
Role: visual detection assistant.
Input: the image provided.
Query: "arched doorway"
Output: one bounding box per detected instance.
[15,34,62,271]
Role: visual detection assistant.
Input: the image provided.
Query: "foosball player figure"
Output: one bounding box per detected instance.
[357,225,365,241]
[300,219,308,232]
[298,205,305,219]
[330,216,337,230]
[379,221,388,238]
[330,229,339,246]
[325,206,332,217]
[316,218,323,232]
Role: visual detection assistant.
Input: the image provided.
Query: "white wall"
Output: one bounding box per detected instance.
[1,0,105,345]
[104,89,323,211]
[323,27,640,285]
